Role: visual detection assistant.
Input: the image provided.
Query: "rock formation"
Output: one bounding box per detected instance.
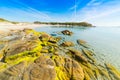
[0,29,120,80]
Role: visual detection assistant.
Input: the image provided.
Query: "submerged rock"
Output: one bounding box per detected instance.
[77,39,86,44]
[105,63,120,80]
[0,44,4,50]
[77,39,89,48]
[82,48,95,63]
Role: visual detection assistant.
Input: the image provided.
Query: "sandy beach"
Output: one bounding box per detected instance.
[0,22,48,31]
[0,22,71,32]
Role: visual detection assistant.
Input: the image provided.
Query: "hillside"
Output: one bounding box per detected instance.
[0,18,19,24]
[0,18,9,22]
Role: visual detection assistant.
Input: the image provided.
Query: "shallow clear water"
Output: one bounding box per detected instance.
[34,26,120,69]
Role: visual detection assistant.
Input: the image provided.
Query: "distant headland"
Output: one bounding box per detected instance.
[34,21,94,27]
[0,18,94,27]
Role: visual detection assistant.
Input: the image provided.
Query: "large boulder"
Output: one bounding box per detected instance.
[39,33,51,41]
[61,30,73,36]
[0,56,56,80]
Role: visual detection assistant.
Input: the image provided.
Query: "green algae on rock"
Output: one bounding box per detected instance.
[0,29,120,80]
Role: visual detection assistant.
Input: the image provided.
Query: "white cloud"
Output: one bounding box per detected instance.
[69,0,85,10]
[1,0,120,26]
[72,0,120,26]
[0,0,52,22]
[87,0,104,6]
[0,7,52,22]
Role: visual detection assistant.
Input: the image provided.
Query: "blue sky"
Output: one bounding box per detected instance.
[0,0,120,26]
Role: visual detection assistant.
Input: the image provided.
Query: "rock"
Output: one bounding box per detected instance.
[23,28,33,32]
[0,61,25,80]
[54,51,59,55]
[64,58,84,80]
[53,55,84,80]
[54,37,62,42]
[77,39,86,44]
[39,33,51,41]
[0,35,19,42]
[48,37,57,43]
[1,29,120,80]
[5,41,38,56]
[82,48,94,56]
[30,55,56,80]
[0,43,4,50]
[48,46,54,53]
[0,55,56,80]
[61,30,73,36]
[77,39,89,48]
[61,41,74,47]
[68,49,88,63]
[50,33,57,36]
[41,49,49,53]
[53,55,64,67]
[82,48,95,62]
[105,63,120,80]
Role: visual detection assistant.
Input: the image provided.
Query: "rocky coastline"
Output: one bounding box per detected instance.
[0,29,120,80]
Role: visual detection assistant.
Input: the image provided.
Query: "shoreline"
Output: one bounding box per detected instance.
[0,23,46,31]
[0,23,73,32]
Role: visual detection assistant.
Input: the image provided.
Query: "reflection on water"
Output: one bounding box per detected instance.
[34,26,120,69]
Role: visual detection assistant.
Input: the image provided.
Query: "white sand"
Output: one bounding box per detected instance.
[0,22,48,32]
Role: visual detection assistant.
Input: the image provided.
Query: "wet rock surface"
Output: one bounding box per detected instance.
[0,29,120,80]
[77,39,90,48]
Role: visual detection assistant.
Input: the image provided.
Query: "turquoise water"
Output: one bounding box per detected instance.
[34,26,120,69]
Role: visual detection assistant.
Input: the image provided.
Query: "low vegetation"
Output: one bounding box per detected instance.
[0,18,19,24]
[0,18,9,22]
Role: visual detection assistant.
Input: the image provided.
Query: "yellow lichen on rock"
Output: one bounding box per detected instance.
[55,67,69,80]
